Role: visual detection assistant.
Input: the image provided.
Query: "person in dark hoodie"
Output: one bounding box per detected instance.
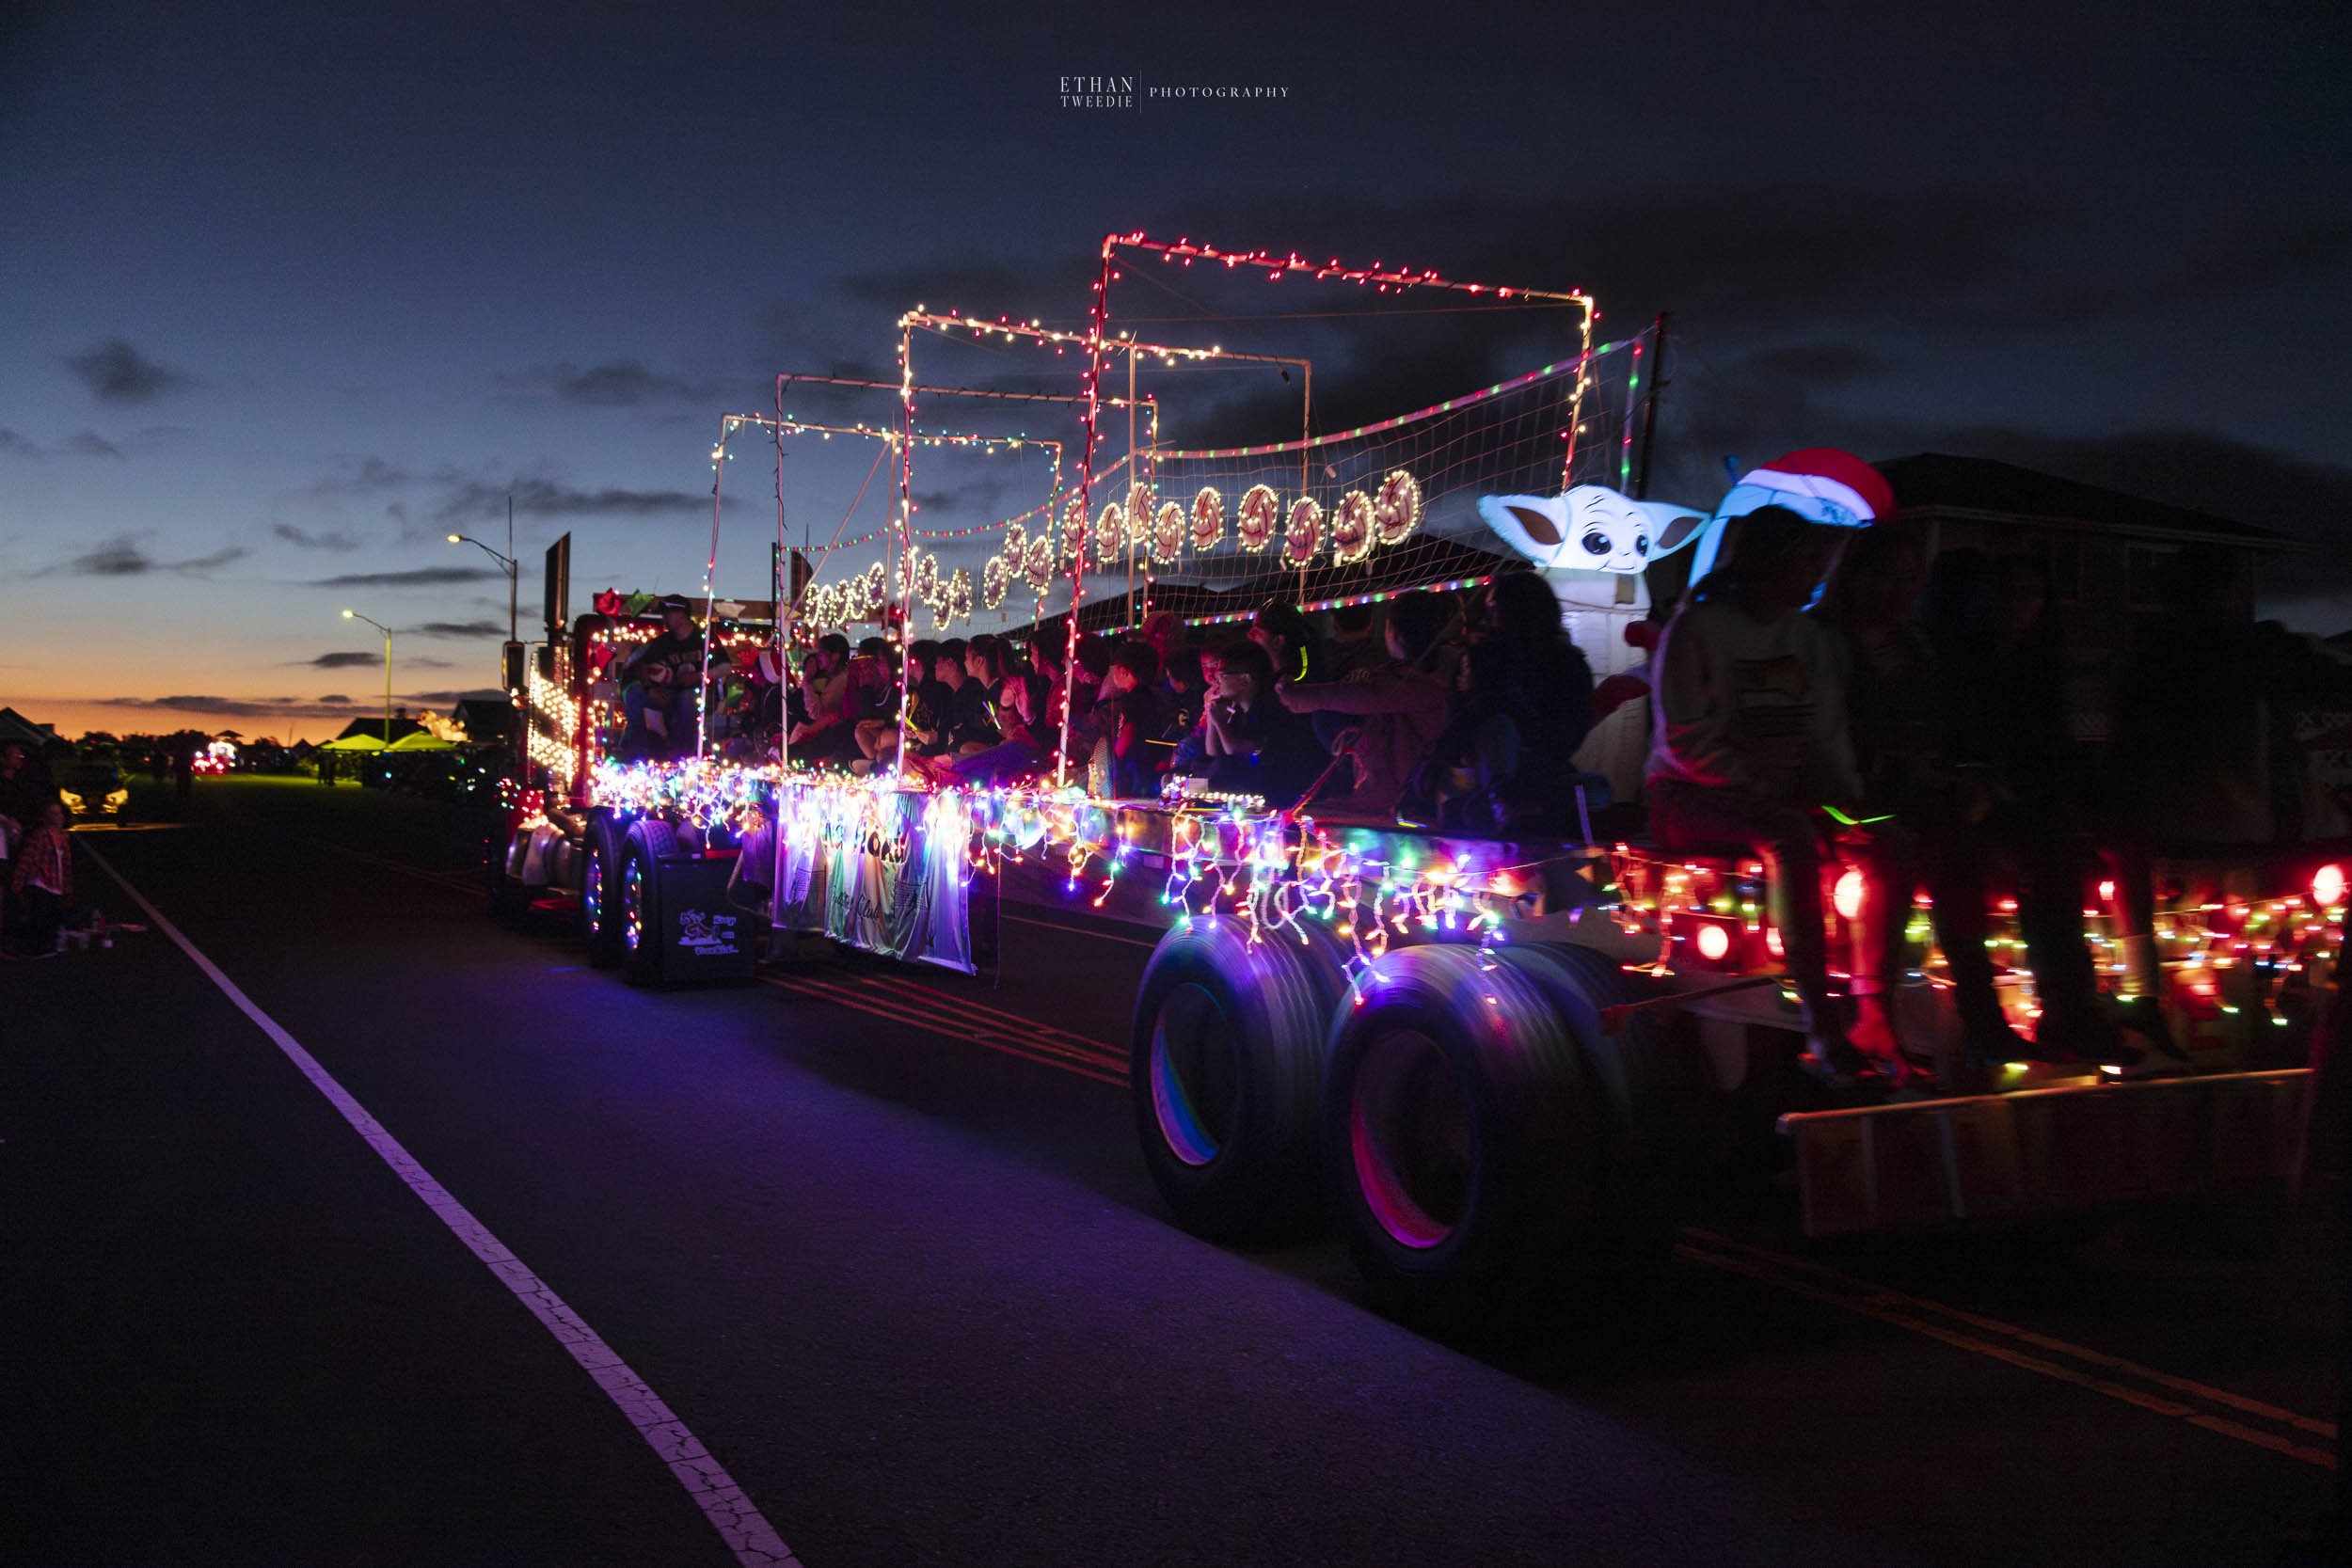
[1645,506,1918,1085]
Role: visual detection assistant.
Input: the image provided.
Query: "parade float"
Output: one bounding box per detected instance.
[487,232,2328,1303]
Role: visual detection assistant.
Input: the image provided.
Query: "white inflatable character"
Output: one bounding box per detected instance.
[1477,486,1706,676]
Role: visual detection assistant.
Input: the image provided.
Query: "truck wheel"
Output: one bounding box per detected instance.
[1130,915,1347,1238]
[1487,942,1706,1256]
[486,823,528,920]
[1322,943,1607,1307]
[619,819,680,987]
[580,814,627,967]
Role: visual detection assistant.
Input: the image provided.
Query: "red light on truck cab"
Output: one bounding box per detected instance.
[2312,863,2345,908]
[1695,923,1731,961]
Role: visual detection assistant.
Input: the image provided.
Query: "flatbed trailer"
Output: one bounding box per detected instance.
[486,619,2333,1303]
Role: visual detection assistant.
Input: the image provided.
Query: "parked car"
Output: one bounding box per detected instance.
[58,761,129,817]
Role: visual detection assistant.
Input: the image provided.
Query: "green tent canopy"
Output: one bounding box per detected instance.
[316,733,388,752]
[384,731,457,752]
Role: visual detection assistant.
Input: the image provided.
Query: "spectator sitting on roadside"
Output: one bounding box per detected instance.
[620,594,705,758]
[9,798,72,958]
[1278,593,1453,816]
[1198,640,1326,809]
[1645,505,1919,1086]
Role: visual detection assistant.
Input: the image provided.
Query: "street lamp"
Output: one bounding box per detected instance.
[342,608,393,744]
[446,493,519,642]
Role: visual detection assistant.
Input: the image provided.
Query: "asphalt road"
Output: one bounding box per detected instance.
[4,775,2342,1567]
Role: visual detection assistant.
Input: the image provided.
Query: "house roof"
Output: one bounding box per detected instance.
[0,707,58,747]
[1875,452,2302,551]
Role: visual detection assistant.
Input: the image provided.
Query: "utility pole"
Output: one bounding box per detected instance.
[1633,312,1668,500]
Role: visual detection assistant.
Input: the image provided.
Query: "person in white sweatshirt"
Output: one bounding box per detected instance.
[1645,505,1919,1085]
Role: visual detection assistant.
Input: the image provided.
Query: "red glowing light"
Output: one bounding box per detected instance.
[2312,863,2345,907]
[1833,869,1867,923]
[1695,924,1731,961]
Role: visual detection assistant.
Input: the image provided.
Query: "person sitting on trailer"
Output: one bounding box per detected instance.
[1401,572,1596,834]
[1645,505,1919,1086]
[1094,641,1168,800]
[953,636,1010,756]
[1248,598,1325,687]
[1161,645,1222,780]
[927,672,1057,789]
[1277,592,1454,817]
[786,634,858,767]
[1197,640,1325,809]
[619,594,705,758]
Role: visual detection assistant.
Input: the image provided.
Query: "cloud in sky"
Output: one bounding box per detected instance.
[304,651,385,669]
[299,455,413,497]
[93,693,371,721]
[400,689,508,705]
[64,338,194,404]
[504,359,724,406]
[308,564,501,589]
[271,522,362,550]
[432,477,704,525]
[0,427,132,459]
[412,619,505,638]
[33,535,247,578]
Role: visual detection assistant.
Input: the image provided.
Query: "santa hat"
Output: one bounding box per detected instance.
[1732,448,1894,528]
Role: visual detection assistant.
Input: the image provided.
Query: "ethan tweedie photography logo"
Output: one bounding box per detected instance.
[1057,74,1290,110]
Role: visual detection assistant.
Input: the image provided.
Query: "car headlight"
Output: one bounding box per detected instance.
[59,791,86,813]
[106,788,129,810]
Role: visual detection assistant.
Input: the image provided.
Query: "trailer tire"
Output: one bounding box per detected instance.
[1322,943,1608,1307]
[619,819,679,987]
[1487,942,1706,1256]
[486,823,529,920]
[580,814,627,966]
[1130,915,1348,1239]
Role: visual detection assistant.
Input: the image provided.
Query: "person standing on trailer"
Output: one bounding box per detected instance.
[1645,505,1919,1085]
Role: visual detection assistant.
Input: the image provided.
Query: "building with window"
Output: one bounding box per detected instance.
[1874,452,2305,652]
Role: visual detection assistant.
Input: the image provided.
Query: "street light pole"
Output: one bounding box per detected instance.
[447,522,521,644]
[342,609,393,743]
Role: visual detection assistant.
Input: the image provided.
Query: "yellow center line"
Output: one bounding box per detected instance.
[1675,1233,2335,1470]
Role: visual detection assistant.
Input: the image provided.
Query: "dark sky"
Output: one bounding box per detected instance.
[4,0,2347,738]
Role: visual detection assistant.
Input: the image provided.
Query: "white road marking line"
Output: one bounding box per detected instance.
[82,840,802,1567]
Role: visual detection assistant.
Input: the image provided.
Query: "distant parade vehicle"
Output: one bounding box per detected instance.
[479,233,2337,1307]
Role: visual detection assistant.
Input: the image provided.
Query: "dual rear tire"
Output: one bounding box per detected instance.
[1131,922,1699,1303]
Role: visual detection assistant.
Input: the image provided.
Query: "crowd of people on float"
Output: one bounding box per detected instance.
[607,515,2342,1090]
[610,579,1605,837]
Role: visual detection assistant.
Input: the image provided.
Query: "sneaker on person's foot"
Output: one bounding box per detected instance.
[1800,1031,1875,1090]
